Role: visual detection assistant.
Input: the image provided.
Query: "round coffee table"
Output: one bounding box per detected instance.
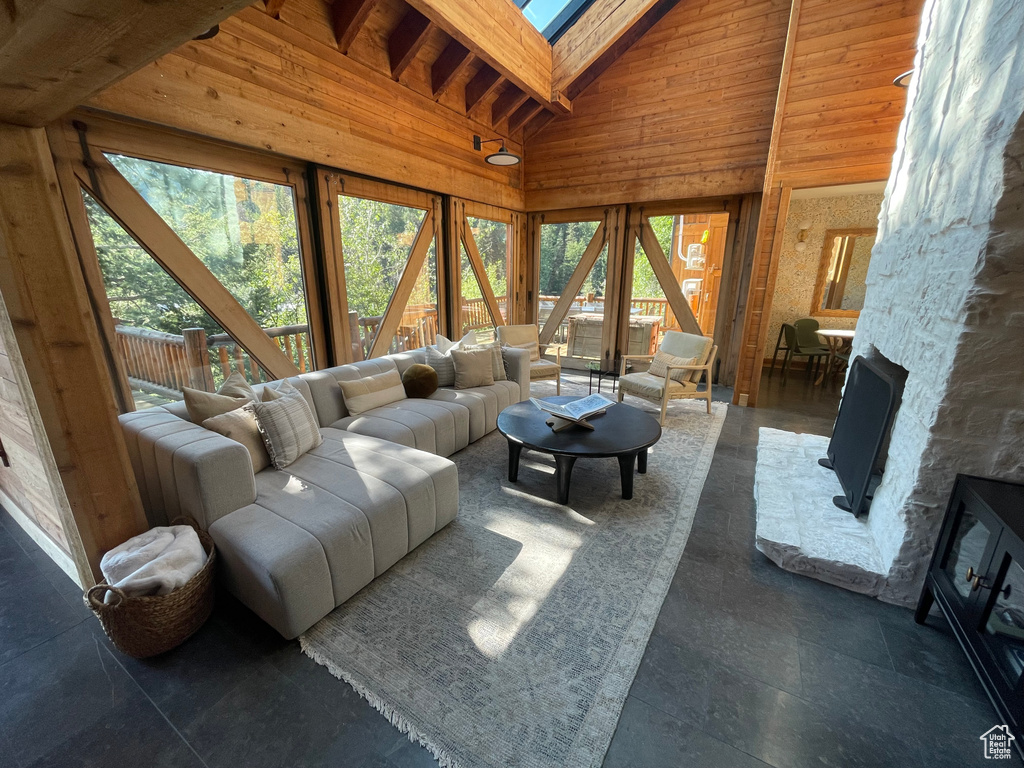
[496,396,662,504]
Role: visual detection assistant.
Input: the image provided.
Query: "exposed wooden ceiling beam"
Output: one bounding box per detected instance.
[491,85,528,126]
[388,10,434,80]
[465,65,503,113]
[431,39,473,97]
[552,0,681,100]
[0,0,254,126]
[508,99,544,133]
[331,0,380,53]
[524,110,556,139]
[264,0,287,18]
[402,0,552,106]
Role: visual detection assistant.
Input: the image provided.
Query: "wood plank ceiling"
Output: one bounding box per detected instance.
[271,0,559,139]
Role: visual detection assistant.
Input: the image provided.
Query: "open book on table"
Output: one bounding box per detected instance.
[530,393,616,424]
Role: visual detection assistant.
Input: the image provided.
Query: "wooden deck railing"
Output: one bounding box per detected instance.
[116,323,313,398]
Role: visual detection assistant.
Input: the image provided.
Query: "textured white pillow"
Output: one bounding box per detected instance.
[248,389,323,469]
[648,350,697,382]
[338,368,407,415]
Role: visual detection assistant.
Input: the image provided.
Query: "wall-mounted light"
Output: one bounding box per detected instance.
[794,220,812,253]
[893,69,913,88]
[473,135,521,166]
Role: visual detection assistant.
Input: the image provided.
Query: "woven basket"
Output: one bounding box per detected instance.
[85,519,216,659]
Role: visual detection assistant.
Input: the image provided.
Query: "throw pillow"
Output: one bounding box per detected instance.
[648,350,697,383]
[260,378,300,402]
[248,389,323,470]
[464,341,507,382]
[202,407,271,473]
[434,331,477,353]
[427,331,479,387]
[183,371,256,423]
[402,363,439,398]
[451,347,495,389]
[337,368,407,415]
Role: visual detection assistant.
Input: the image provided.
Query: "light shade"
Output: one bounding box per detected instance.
[485,146,521,166]
[893,69,913,88]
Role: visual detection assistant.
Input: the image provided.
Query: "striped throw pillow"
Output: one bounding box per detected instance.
[248,388,323,469]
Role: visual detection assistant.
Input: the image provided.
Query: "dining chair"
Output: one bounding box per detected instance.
[781,319,831,383]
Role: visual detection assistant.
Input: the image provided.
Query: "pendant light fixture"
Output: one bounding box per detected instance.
[473,135,521,166]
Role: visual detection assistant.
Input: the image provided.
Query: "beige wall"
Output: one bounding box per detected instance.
[765,192,883,356]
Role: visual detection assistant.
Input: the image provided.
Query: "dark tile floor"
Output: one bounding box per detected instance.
[0,371,1014,768]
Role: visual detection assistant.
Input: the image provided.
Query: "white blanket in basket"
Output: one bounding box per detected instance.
[100,525,207,599]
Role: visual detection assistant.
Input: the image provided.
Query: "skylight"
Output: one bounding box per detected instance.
[517,0,595,42]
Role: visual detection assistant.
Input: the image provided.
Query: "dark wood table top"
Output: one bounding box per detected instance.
[497,396,662,458]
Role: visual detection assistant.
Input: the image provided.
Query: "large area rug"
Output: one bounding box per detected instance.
[301,386,727,768]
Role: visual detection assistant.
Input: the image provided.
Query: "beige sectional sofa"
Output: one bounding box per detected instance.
[119,346,530,638]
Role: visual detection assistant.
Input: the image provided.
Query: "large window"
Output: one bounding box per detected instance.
[537,218,608,362]
[84,193,267,408]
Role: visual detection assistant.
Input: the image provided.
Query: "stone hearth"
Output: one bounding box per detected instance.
[754,428,886,596]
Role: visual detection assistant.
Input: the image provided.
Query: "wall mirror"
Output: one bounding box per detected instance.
[813,228,876,316]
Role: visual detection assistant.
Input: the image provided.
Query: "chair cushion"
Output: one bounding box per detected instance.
[648,350,697,383]
[402,363,439,398]
[659,332,712,383]
[619,372,696,400]
[338,368,407,415]
[530,359,561,379]
[497,325,541,361]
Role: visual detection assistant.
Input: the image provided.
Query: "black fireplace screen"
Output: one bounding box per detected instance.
[823,355,900,517]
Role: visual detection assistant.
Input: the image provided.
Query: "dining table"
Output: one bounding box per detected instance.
[815,328,856,385]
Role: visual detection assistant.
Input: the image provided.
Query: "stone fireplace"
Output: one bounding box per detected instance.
[756,0,1024,606]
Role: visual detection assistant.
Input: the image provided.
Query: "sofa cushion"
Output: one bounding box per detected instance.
[530,359,561,379]
[330,398,470,457]
[429,380,520,442]
[659,332,712,383]
[338,368,407,415]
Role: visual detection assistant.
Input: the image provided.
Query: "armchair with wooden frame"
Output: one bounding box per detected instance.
[617,331,717,425]
[496,324,562,394]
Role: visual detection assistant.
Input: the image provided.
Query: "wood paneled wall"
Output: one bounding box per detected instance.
[524,0,792,210]
[87,2,526,210]
[0,284,89,585]
[733,0,922,406]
